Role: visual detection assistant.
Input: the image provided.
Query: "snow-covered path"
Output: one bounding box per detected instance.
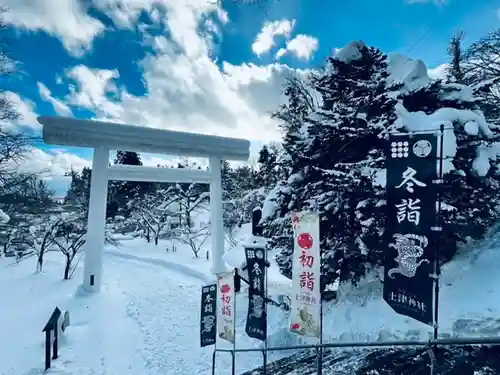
[2,244,266,375]
[7,253,220,375]
[108,255,213,374]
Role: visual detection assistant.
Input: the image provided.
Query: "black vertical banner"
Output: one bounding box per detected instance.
[200,284,217,347]
[383,133,437,326]
[245,247,267,341]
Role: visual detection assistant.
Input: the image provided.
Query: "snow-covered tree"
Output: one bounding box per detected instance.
[108,151,153,218]
[50,212,87,279]
[262,40,500,294]
[172,220,210,258]
[272,75,317,174]
[263,42,397,290]
[173,183,209,229]
[442,29,500,131]
[65,167,91,211]
[130,187,180,245]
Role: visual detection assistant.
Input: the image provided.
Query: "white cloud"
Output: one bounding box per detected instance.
[276,34,318,60]
[11,148,90,178]
[252,19,296,56]
[6,0,305,173]
[0,92,39,131]
[37,82,72,116]
[4,148,91,195]
[2,0,105,56]
[65,65,123,118]
[63,52,296,142]
[57,5,306,144]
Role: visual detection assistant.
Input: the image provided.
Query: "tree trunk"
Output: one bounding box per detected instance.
[155,235,159,246]
[191,240,199,258]
[64,254,71,280]
[186,201,192,228]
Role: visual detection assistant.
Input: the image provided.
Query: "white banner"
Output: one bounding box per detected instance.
[289,211,321,337]
[216,271,236,344]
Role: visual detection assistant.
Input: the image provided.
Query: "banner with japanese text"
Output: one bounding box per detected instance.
[244,246,267,341]
[216,271,236,344]
[200,284,217,347]
[383,133,437,326]
[289,211,321,337]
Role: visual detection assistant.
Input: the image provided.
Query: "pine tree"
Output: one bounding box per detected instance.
[265,42,398,291]
[263,40,500,295]
[64,167,92,218]
[256,145,279,188]
[108,151,152,217]
[272,76,316,173]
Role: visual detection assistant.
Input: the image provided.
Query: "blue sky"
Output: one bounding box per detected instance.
[2,0,499,195]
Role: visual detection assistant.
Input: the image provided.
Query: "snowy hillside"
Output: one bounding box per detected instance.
[227,221,500,340]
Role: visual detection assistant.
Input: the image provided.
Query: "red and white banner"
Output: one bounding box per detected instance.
[216,271,236,344]
[289,211,321,337]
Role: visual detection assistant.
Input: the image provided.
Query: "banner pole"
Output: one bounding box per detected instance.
[317,297,323,375]
[433,124,445,340]
[232,269,237,375]
[263,245,268,375]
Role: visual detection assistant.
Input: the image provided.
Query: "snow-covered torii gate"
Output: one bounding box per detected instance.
[37,116,250,293]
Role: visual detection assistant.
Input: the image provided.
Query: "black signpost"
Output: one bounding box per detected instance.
[244,247,267,341]
[383,132,438,326]
[42,307,61,371]
[200,284,217,347]
[252,207,264,237]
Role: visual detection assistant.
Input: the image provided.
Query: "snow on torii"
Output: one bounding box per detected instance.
[37,116,250,293]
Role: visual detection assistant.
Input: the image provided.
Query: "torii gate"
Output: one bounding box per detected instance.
[37,116,250,292]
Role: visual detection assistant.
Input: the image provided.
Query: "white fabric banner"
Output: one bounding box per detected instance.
[289,211,321,337]
[216,271,236,344]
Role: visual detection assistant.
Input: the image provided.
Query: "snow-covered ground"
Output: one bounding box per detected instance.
[2,220,500,375]
[0,229,281,375]
[225,223,500,354]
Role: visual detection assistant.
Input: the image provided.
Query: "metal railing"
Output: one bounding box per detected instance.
[212,335,500,375]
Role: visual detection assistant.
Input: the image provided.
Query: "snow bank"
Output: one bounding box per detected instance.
[334,41,365,63]
[388,53,431,90]
[264,236,500,349]
[393,100,496,176]
[0,209,9,223]
[472,142,500,177]
[386,53,499,177]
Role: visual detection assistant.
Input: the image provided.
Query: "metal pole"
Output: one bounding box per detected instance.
[219,335,500,354]
[433,124,445,341]
[316,207,323,375]
[213,287,218,375]
[316,298,323,374]
[263,245,268,375]
[232,269,237,375]
[44,330,51,371]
